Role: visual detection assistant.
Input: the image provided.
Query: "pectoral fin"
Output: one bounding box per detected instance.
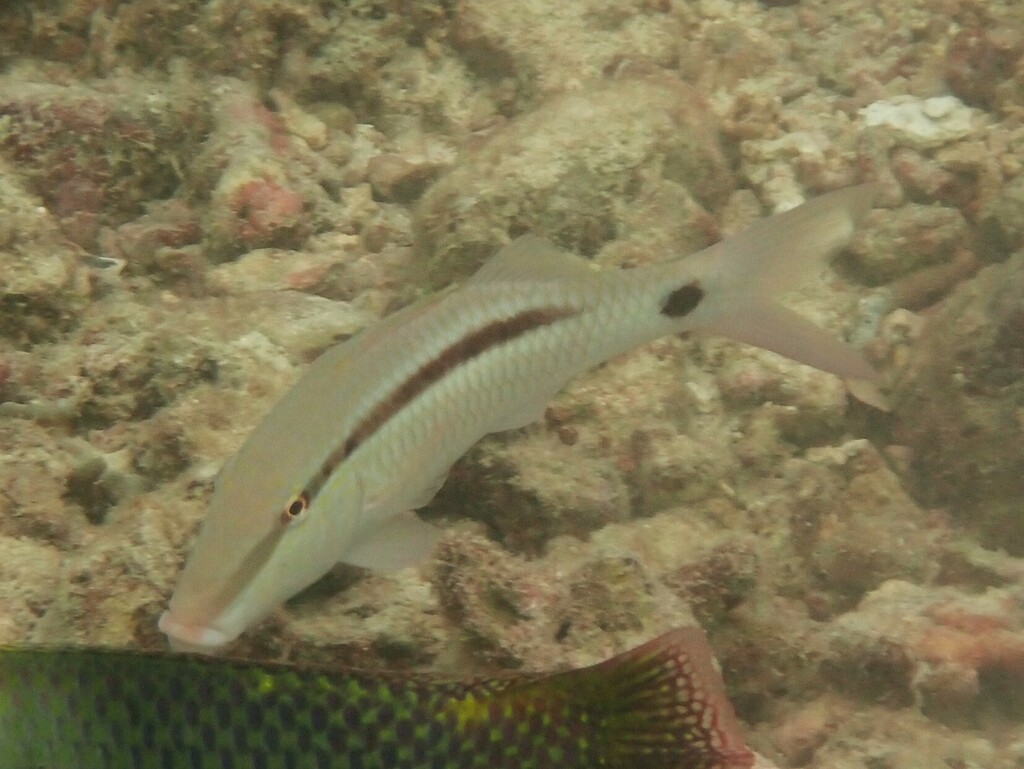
[341,512,442,570]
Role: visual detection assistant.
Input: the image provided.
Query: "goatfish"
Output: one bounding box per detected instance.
[0,627,753,769]
[160,185,882,651]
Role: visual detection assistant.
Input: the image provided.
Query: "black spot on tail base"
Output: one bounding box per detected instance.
[661,282,704,318]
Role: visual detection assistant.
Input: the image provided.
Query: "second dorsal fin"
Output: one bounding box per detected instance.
[468,234,597,284]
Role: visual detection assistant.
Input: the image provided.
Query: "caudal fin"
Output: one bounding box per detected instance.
[694,184,886,406]
[706,184,880,297]
[556,627,754,769]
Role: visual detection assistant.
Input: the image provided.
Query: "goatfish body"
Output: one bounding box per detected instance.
[0,628,753,769]
[160,185,881,651]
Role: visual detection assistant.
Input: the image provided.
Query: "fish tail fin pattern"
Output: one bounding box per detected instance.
[551,627,755,769]
[680,184,886,406]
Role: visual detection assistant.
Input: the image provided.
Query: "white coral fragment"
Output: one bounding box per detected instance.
[859,95,984,149]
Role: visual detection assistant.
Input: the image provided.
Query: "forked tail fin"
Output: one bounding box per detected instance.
[684,184,887,408]
[554,627,754,769]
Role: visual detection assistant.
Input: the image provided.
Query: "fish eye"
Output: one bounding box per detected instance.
[281,493,309,525]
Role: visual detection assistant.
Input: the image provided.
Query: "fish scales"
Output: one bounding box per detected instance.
[0,629,753,769]
[353,279,655,499]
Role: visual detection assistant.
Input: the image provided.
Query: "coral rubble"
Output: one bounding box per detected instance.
[2,0,1024,767]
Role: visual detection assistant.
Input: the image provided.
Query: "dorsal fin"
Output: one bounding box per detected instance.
[468,234,597,284]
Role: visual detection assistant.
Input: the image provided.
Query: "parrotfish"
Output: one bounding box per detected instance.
[160,185,881,650]
[0,627,753,769]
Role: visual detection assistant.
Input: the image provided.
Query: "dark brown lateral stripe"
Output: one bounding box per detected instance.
[300,305,579,503]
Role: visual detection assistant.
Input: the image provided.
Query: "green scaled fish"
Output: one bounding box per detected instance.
[0,627,753,769]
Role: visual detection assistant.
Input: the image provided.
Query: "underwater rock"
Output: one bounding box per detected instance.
[415,75,733,287]
[207,248,342,295]
[716,349,853,449]
[196,80,316,259]
[945,25,1024,112]
[809,707,1011,769]
[825,579,1024,728]
[0,419,76,544]
[0,537,63,643]
[770,696,849,767]
[366,153,440,203]
[432,528,567,667]
[664,538,759,630]
[889,147,959,202]
[430,435,632,556]
[295,1,430,113]
[0,73,208,231]
[845,202,969,285]
[63,450,137,525]
[101,200,202,284]
[737,438,942,618]
[68,329,220,430]
[431,517,700,669]
[860,95,986,150]
[978,173,1024,260]
[894,250,1024,554]
[887,248,981,312]
[451,0,683,96]
[559,555,657,635]
[780,440,938,614]
[0,163,84,347]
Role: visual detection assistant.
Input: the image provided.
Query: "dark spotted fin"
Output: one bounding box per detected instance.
[542,627,755,769]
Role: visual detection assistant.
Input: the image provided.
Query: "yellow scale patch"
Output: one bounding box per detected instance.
[445,693,492,732]
[255,672,276,696]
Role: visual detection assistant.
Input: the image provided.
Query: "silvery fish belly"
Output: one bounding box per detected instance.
[160,185,882,650]
[0,628,754,769]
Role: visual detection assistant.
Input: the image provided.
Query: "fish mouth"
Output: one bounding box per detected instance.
[158,610,234,652]
[159,516,289,653]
